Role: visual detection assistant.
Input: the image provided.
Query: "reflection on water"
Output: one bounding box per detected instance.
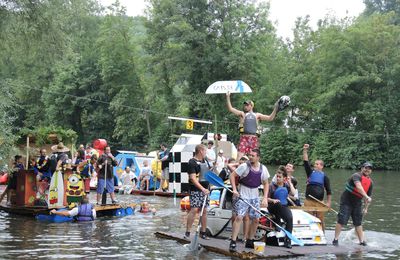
[0,168,399,259]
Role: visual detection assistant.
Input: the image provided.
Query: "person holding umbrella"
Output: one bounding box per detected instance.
[226,92,279,160]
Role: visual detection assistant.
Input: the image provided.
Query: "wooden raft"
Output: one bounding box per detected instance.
[289,206,329,212]
[94,203,136,211]
[154,231,358,259]
[0,202,136,217]
[130,190,188,198]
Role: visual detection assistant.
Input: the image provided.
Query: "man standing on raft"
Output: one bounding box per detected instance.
[226,92,278,159]
[302,144,332,231]
[332,162,374,246]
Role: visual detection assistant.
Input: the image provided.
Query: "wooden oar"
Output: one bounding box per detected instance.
[101,159,108,205]
[287,197,296,206]
[308,195,338,214]
[362,201,370,216]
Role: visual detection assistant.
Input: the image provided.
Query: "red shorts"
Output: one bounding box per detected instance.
[238,135,259,154]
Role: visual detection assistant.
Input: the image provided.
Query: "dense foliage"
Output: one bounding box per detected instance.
[1,0,399,169]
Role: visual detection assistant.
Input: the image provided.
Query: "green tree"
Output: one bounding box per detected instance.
[0,80,20,166]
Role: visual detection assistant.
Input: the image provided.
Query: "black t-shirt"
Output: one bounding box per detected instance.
[188,158,209,192]
[291,176,298,189]
[304,160,332,200]
[37,155,49,172]
[97,154,117,179]
[160,149,170,169]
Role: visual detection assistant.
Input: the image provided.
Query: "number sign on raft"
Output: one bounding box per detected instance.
[205,80,252,94]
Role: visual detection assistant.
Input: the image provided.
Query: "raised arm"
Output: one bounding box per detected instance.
[257,102,279,121]
[303,144,309,162]
[226,92,244,117]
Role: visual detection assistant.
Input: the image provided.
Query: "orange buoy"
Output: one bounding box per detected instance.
[180,196,190,211]
[210,199,219,207]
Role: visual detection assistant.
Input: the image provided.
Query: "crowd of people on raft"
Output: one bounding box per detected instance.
[183,92,374,252]
[0,92,375,247]
[0,142,170,208]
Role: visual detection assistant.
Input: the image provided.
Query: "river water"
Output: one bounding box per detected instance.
[0,168,399,259]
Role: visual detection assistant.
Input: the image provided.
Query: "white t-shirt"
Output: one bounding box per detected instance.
[235,162,269,199]
[206,148,216,163]
[216,155,226,173]
[120,171,136,186]
[69,206,97,219]
[140,166,152,178]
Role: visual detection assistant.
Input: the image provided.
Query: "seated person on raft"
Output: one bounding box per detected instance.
[50,196,96,221]
[267,166,296,249]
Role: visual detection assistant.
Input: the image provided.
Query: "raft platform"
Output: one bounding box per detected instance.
[0,202,136,217]
[130,189,188,198]
[155,231,367,259]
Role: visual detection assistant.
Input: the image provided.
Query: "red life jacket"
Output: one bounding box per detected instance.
[345,174,372,198]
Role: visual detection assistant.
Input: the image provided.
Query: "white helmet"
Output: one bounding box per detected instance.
[278,95,291,111]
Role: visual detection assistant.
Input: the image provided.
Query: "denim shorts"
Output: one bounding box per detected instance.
[96,178,114,194]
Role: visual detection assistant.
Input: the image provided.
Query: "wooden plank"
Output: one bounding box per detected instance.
[0,202,136,216]
[289,206,329,212]
[94,203,136,211]
[130,190,188,198]
[154,231,358,259]
[0,203,49,216]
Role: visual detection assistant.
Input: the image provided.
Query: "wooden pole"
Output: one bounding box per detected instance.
[146,111,152,139]
[26,136,30,167]
[308,194,338,214]
[214,114,218,172]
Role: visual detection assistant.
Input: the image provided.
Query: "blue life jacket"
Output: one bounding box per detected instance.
[274,186,289,206]
[272,184,289,206]
[76,204,94,221]
[308,171,325,187]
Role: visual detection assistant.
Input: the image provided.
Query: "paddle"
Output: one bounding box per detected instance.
[363,200,370,215]
[188,195,208,251]
[308,194,338,214]
[101,159,108,205]
[204,171,304,246]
